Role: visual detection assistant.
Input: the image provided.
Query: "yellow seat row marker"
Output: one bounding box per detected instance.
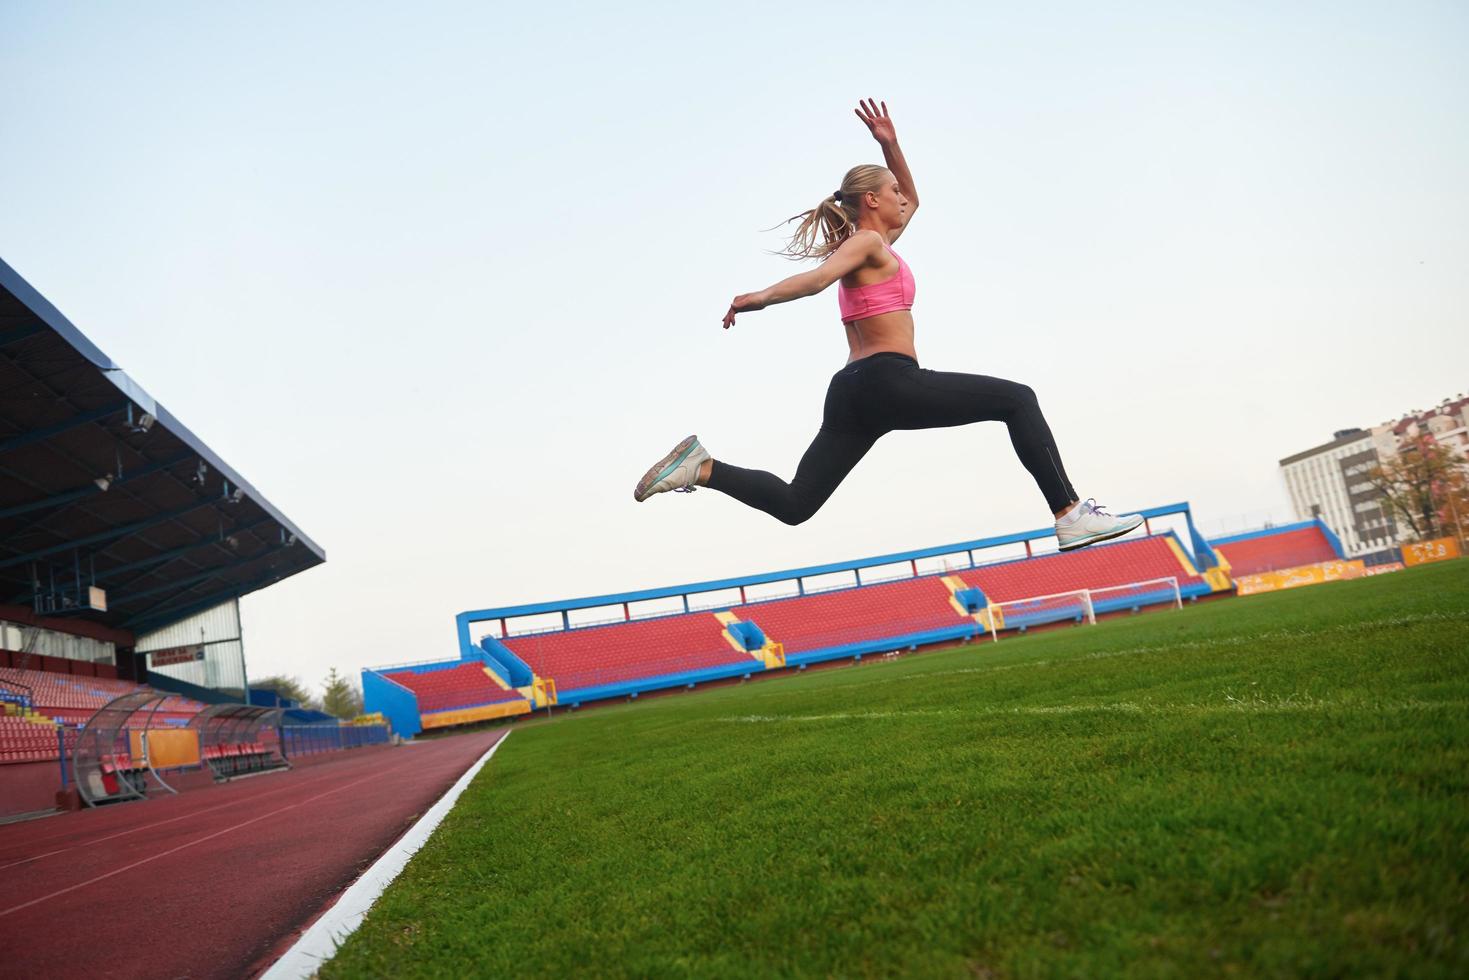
[480,662,545,704]
[942,575,993,630]
[713,611,786,668]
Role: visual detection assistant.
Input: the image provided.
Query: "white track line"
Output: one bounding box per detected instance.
[261,731,512,980]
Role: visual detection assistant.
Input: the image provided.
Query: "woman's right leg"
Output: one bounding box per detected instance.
[704,426,878,525]
[870,360,1143,549]
[879,364,1079,515]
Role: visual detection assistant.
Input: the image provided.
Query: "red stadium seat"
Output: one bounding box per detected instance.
[1211,527,1339,577]
[960,535,1205,604]
[0,664,207,765]
[503,615,752,692]
[731,576,964,655]
[384,664,527,713]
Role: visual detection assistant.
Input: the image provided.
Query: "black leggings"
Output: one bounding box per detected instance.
[706,352,1077,525]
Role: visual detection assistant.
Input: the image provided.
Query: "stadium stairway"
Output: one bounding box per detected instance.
[712,612,786,669]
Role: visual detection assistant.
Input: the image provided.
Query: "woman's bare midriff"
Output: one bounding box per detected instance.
[844,310,917,364]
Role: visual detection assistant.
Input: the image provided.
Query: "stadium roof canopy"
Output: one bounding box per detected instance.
[0,257,325,637]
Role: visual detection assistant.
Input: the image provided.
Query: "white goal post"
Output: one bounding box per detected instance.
[985,577,1181,642]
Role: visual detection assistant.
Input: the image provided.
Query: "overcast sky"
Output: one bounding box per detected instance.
[3,2,1465,689]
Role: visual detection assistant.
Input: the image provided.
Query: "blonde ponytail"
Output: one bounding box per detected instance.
[774,165,891,261]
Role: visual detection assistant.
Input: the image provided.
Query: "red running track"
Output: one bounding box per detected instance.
[0,729,505,978]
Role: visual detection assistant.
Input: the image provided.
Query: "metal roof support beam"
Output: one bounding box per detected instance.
[0,335,236,576]
[85,502,271,596]
[109,547,285,606]
[0,430,219,579]
[102,516,278,585]
[0,402,128,455]
[0,396,208,577]
[2,517,281,605]
[0,451,194,523]
[109,567,222,605]
[0,499,214,571]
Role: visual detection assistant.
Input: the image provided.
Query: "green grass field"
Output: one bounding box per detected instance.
[324,562,1469,978]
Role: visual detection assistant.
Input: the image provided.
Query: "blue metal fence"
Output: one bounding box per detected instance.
[281,723,390,757]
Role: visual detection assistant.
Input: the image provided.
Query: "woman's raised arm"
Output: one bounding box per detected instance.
[855,99,919,242]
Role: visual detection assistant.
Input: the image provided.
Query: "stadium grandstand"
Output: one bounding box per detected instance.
[1205,519,1380,594]
[1209,519,1345,576]
[0,256,389,818]
[363,503,1234,734]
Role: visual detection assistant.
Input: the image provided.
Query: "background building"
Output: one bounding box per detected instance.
[1378,395,1469,459]
[1278,392,1468,559]
[1279,429,1395,559]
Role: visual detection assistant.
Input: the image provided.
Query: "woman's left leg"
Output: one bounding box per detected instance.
[633,361,881,523]
[703,425,878,526]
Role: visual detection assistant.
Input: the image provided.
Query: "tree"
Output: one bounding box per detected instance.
[250,675,319,710]
[1368,435,1469,543]
[1435,458,1469,548]
[321,667,364,719]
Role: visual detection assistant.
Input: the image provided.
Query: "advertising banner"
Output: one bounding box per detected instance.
[148,645,206,668]
[1402,537,1461,567]
[128,729,202,768]
[1236,560,1366,596]
[1363,562,1404,576]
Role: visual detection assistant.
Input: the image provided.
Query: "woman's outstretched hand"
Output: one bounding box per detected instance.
[723,292,767,329]
[854,98,896,145]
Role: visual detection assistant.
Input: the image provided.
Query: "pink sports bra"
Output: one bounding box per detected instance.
[837,241,916,324]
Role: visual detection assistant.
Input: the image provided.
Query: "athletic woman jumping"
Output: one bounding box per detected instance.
[634,99,1143,552]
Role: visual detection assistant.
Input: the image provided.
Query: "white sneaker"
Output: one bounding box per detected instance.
[633,435,711,502]
[1055,498,1144,551]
